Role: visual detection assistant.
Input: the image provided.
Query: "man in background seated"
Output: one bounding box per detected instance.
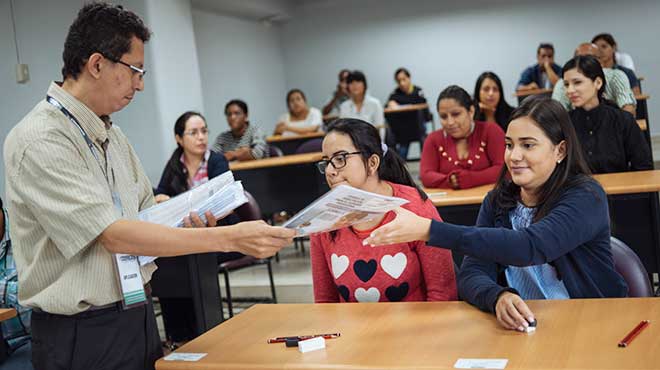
[517,43,562,91]
[212,99,269,161]
[552,42,636,117]
[0,197,31,358]
[322,69,350,116]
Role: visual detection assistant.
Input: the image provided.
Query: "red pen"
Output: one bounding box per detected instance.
[618,320,650,348]
[267,333,340,344]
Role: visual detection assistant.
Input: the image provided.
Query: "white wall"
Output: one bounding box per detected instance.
[143,0,206,169]
[192,9,287,138]
[281,0,660,133]
[0,0,205,197]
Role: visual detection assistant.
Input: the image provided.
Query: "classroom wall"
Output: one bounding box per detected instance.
[192,9,288,138]
[0,0,205,197]
[280,0,660,134]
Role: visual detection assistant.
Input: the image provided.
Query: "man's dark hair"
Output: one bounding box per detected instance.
[537,43,555,55]
[62,2,151,80]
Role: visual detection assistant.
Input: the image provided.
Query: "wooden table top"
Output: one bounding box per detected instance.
[266,131,325,143]
[156,298,660,370]
[427,170,660,207]
[229,152,323,171]
[514,88,553,98]
[0,308,16,322]
[638,119,647,131]
[323,104,429,122]
[384,103,429,114]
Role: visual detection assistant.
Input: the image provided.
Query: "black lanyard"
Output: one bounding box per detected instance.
[46,96,120,213]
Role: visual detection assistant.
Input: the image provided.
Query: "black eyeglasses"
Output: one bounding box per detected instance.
[316,152,362,174]
[104,54,146,80]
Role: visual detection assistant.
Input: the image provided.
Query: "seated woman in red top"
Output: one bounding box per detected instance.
[420,85,505,189]
[311,118,457,303]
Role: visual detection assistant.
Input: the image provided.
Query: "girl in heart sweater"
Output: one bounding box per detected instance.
[310,118,457,303]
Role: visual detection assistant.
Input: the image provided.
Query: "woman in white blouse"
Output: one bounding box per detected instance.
[274,89,323,136]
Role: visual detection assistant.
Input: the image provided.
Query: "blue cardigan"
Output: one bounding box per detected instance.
[428,180,627,313]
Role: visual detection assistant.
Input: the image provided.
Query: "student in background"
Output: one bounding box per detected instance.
[386,67,431,110]
[322,69,351,116]
[0,197,31,357]
[339,71,385,138]
[212,99,268,161]
[562,56,651,174]
[154,111,242,348]
[420,86,505,189]
[552,43,636,117]
[274,89,323,136]
[365,97,627,332]
[591,33,640,95]
[517,43,562,91]
[311,118,457,303]
[473,71,514,131]
[386,67,432,159]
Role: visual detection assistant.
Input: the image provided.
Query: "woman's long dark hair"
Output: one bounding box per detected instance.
[473,71,514,130]
[561,55,607,103]
[491,97,592,222]
[326,118,427,201]
[163,111,207,195]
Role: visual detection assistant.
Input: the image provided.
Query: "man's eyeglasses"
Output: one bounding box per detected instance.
[316,152,362,174]
[183,128,209,137]
[104,54,146,80]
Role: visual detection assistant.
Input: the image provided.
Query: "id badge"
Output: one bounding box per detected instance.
[110,191,146,308]
[114,253,147,308]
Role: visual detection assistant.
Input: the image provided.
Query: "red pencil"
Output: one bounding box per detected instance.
[618,320,650,348]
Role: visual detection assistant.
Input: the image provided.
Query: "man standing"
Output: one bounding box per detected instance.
[3,3,294,370]
[516,43,562,91]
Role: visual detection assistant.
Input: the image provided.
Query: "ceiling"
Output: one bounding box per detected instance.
[190,0,319,23]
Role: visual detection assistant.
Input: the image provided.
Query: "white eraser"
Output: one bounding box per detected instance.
[298,336,326,353]
[525,326,536,333]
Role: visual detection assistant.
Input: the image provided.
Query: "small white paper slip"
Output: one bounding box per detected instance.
[163,353,208,362]
[298,336,326,353]
[454,358,508,369]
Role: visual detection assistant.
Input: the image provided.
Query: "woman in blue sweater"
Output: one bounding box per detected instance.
[365,97,627,332]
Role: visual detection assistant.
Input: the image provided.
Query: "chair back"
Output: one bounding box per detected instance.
[610,237,654,297]
[268,145,284,157]
[295,138,323,154]
[234,191,262,222]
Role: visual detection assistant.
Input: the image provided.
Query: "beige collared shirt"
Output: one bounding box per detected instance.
[3,82,157,315]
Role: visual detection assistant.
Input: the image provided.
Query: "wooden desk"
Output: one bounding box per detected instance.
[229,152,323,171]
[322,103,430,123]
[156,298,660,370]
[266,132,324,143]
[0,308,16,322]
[230,152,328,218]
[384,103,428,114]
[514,88,553,98]
[385,104,430,156]
[426,170,660,207]
[266,132,325,155]
[638,119,647,131]
[426,170,660,273]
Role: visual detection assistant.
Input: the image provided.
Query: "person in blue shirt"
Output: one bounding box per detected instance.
[517,43,562,91]
[0,196,31,355]
[364,97,627,332]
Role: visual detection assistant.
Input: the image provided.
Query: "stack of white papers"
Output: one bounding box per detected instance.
[138,171,248,265]
[282,184,408,236]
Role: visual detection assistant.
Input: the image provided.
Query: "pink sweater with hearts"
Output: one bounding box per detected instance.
[310,182,458,303]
